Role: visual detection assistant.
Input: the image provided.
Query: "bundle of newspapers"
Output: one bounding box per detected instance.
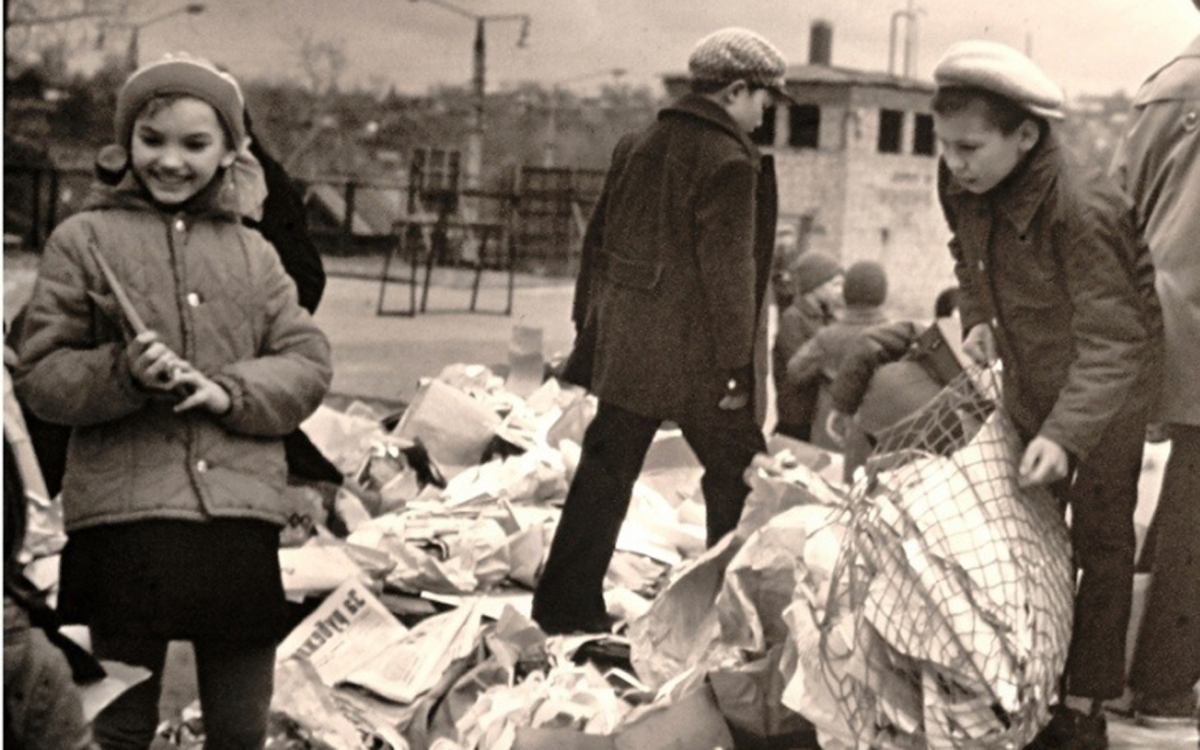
[784,371,1074,749]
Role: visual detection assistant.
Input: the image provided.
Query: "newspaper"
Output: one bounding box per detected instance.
[345,598,486,704]
[277,579,409,686]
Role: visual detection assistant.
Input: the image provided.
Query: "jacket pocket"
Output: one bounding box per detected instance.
[600,253,663,291]
[85,290,128,342]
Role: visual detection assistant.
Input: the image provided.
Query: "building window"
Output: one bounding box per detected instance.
[913,113,936,156]
[411,147,461,192]
[751,106,777,146]
[878,109,904,154]
[788,104,821,148]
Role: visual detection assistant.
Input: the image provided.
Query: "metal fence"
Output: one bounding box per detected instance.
[4,163,605,317]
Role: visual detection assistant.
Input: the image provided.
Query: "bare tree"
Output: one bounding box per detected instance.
[5,0,136,68]
[281,28,351,172]
[294,27,347,99]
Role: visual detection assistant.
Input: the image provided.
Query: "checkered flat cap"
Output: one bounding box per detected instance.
[933,40,1065,120]
[689,27,787,89]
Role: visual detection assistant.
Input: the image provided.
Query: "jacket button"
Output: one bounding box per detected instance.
[174,219,186,232]
[991,317,999,328]
[977,260,985,271]
[196,460,208,473]
[186,292,201,307]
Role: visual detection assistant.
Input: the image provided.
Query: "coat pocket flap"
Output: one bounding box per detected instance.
[600,253,663,290]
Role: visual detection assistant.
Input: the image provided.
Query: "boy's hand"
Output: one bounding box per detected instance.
[718,366,752,410]
[127,331,187,391]
[963,324,997,366]
[1018,436,1070,487]
[171,368,232,415]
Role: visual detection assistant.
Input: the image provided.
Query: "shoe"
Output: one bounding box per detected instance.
[1134,689,1198,728]
[1025,704,1107,750]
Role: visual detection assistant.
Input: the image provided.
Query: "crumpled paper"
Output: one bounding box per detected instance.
[395,379,502,478]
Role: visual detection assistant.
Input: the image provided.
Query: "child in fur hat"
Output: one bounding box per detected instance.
[14,54,332,749]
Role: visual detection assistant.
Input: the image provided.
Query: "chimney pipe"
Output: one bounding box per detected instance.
[809,20,832,66]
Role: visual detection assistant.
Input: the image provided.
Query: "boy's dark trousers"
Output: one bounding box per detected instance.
[532,399,765,633]
[1030,400,1147,701]
[91,631,275,750]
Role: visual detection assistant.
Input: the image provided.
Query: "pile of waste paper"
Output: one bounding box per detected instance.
[10,338,1075,750]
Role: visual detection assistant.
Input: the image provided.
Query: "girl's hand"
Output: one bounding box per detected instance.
[127,331,186,391]
[171,368,232,415]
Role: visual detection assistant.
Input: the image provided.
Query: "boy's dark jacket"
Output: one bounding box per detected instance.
[565,93,775,425]
[15,174,332,532]
[939,130,1162,461]
[774,297,833,428]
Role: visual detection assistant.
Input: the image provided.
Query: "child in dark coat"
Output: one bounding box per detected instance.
[772,251,843,440]
[786,260,889,453]
[932,40,1162,750]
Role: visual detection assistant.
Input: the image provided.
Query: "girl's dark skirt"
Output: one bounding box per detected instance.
[57,518,289,642]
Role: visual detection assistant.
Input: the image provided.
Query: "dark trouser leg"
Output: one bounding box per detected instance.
[1130,424,1200,698]
[1062,414,1144,700]
[774,423,811,442]
[680,411,768,547]
[193,637,276,750]
[532,401,658,632]
[90,631,169,750]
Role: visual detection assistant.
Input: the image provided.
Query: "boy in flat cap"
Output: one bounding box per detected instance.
[535,27,786,635]
[1110,9,1200,728]
[932,40,1163,750]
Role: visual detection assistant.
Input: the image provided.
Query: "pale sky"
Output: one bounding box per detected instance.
[120,0,1200,98]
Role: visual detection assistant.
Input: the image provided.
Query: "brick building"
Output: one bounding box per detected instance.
[665,22,956,318]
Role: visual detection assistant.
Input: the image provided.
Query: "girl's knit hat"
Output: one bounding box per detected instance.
[114,53,247,149]
[96,53,265,220]
[843,261,889,308]
[791,252,843,296]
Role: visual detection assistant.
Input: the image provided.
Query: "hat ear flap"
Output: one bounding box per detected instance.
[95,144,130,186]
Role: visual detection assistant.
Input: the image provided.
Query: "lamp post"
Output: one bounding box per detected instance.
[118,2,207,72]
[408,0,530,190]
[543,67,626,167]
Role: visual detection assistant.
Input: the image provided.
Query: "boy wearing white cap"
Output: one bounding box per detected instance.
[931,41,1163,749]
[1110,8,1200,728]
[536,27,786,635]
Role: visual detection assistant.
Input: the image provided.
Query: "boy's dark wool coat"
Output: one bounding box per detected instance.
[938,131,1163,462]
[565,93,776,426]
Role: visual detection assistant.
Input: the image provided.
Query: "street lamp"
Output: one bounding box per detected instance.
[543,67,626,167]
[116,2,207,72]
[407,0,531,190]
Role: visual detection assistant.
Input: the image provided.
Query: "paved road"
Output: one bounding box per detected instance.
[312,273,577,406]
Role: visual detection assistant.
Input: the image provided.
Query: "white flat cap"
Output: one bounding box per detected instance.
[933,40,1065,120]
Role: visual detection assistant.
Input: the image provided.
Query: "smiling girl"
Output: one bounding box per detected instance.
[14,55,332,750]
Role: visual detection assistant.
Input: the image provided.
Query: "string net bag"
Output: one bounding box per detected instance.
[809,367,1074,749]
